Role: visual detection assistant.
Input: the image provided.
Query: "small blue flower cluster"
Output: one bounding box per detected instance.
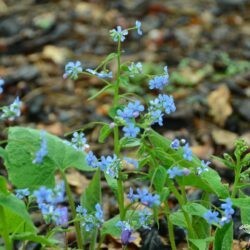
[33,130,48,164]
[128,62,143,77]
[170,138,193,161]
[86,151,120,178]
[149,66,169,90]
[0,97,22,121]
[76,203,104,231]
[167,166,190,179]
[33,182,68,226]
[203,198,234,226]
[138,208,153,229]
[127,187,160,208]
[15,188,30,199]
[117,100,144,138]
[110,20,142,43]
[0,77,5,94]
[148,93,176,126]
[70,131,88,151]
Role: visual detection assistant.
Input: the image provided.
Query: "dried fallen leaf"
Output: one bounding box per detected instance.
[207,84,232,126]
[42,45,72,64]
[211,128,238,150]
[66,168,90,195]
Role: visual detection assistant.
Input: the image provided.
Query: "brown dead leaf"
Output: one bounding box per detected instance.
[66,168,90,195]
[211,128,238,150]
[191,145,214,159]
[207,85,232,126]
[37,122,64,136]
[42,45,72,64]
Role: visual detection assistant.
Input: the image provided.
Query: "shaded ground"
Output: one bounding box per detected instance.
[0,0,250,249]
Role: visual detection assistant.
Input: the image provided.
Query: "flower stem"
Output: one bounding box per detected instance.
[113,39,125,220]
[89,228,98,250]
[61,170,83,249]
[164,202,177,250]
[0,206,12,250]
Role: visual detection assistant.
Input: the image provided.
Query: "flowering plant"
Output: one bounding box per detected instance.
[0,21,249,250]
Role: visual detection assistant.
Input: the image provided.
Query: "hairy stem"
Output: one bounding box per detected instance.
[113,39,125,220]
[61,170,83,249]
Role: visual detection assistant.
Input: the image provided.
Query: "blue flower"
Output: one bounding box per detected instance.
[33,186,53,205]
[82,215,96,232]
[33,131,48,164]
[117,101,144,121]
[122,123,140,138]
[1,97,22,121]
[171,139,180,150]
[127,187,138,202]
[149,109,164,126]
[183,143,192,161]
[149,75,169,90]
[76,205,87,216]
[221,198,234,217]
[136,188,160,207]
[128,62,143,77]
[0,78,5,94]
[86,151,99,168]
[135,20,143,35]
[110,26,128,42]
[167,166,185,179]
[95,203,104,224]
[99,155,120,178]
[203,210,220,224]
[15,188,30,199]
[53,181,65,204]
[158,94,176,114]
[64,61,82,80]
[116,221,134,245]
[71,131,87,151]
[197,160,210,175]
[138,209,152,229]
[54,206,68,226]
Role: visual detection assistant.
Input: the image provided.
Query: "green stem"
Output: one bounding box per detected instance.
[166,179,196,239]
[232,156,242,198]
[164,202,177,250]
[89,228,98,250]
[61,171,83,249]
[0,206,12,250]
[113,39,125,220]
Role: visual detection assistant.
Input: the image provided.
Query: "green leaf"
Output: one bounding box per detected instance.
[214,222,233,250]
[88,84,113,101]
[119,137,141,148]
[0,146,7,162]
[182,171,229,198]
[183,203,208,217]
[0,193,36,234]
[99,124,112,143]
[81,169,101,212]
[104,173,118,196]
[5,127,93,190]
[231,198,250,208]
[12,232,58,246]
[152,166,167,193]
[169,210,187,228]
[189,237,214,250]
[0,176,8,195]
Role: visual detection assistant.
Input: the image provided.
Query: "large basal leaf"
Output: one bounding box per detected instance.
[0,192,35,234]
[214,222,233,250]
[169,210,187,228]
[5,127,93,190]
[189,237,214,250]
[81,169,101,212]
